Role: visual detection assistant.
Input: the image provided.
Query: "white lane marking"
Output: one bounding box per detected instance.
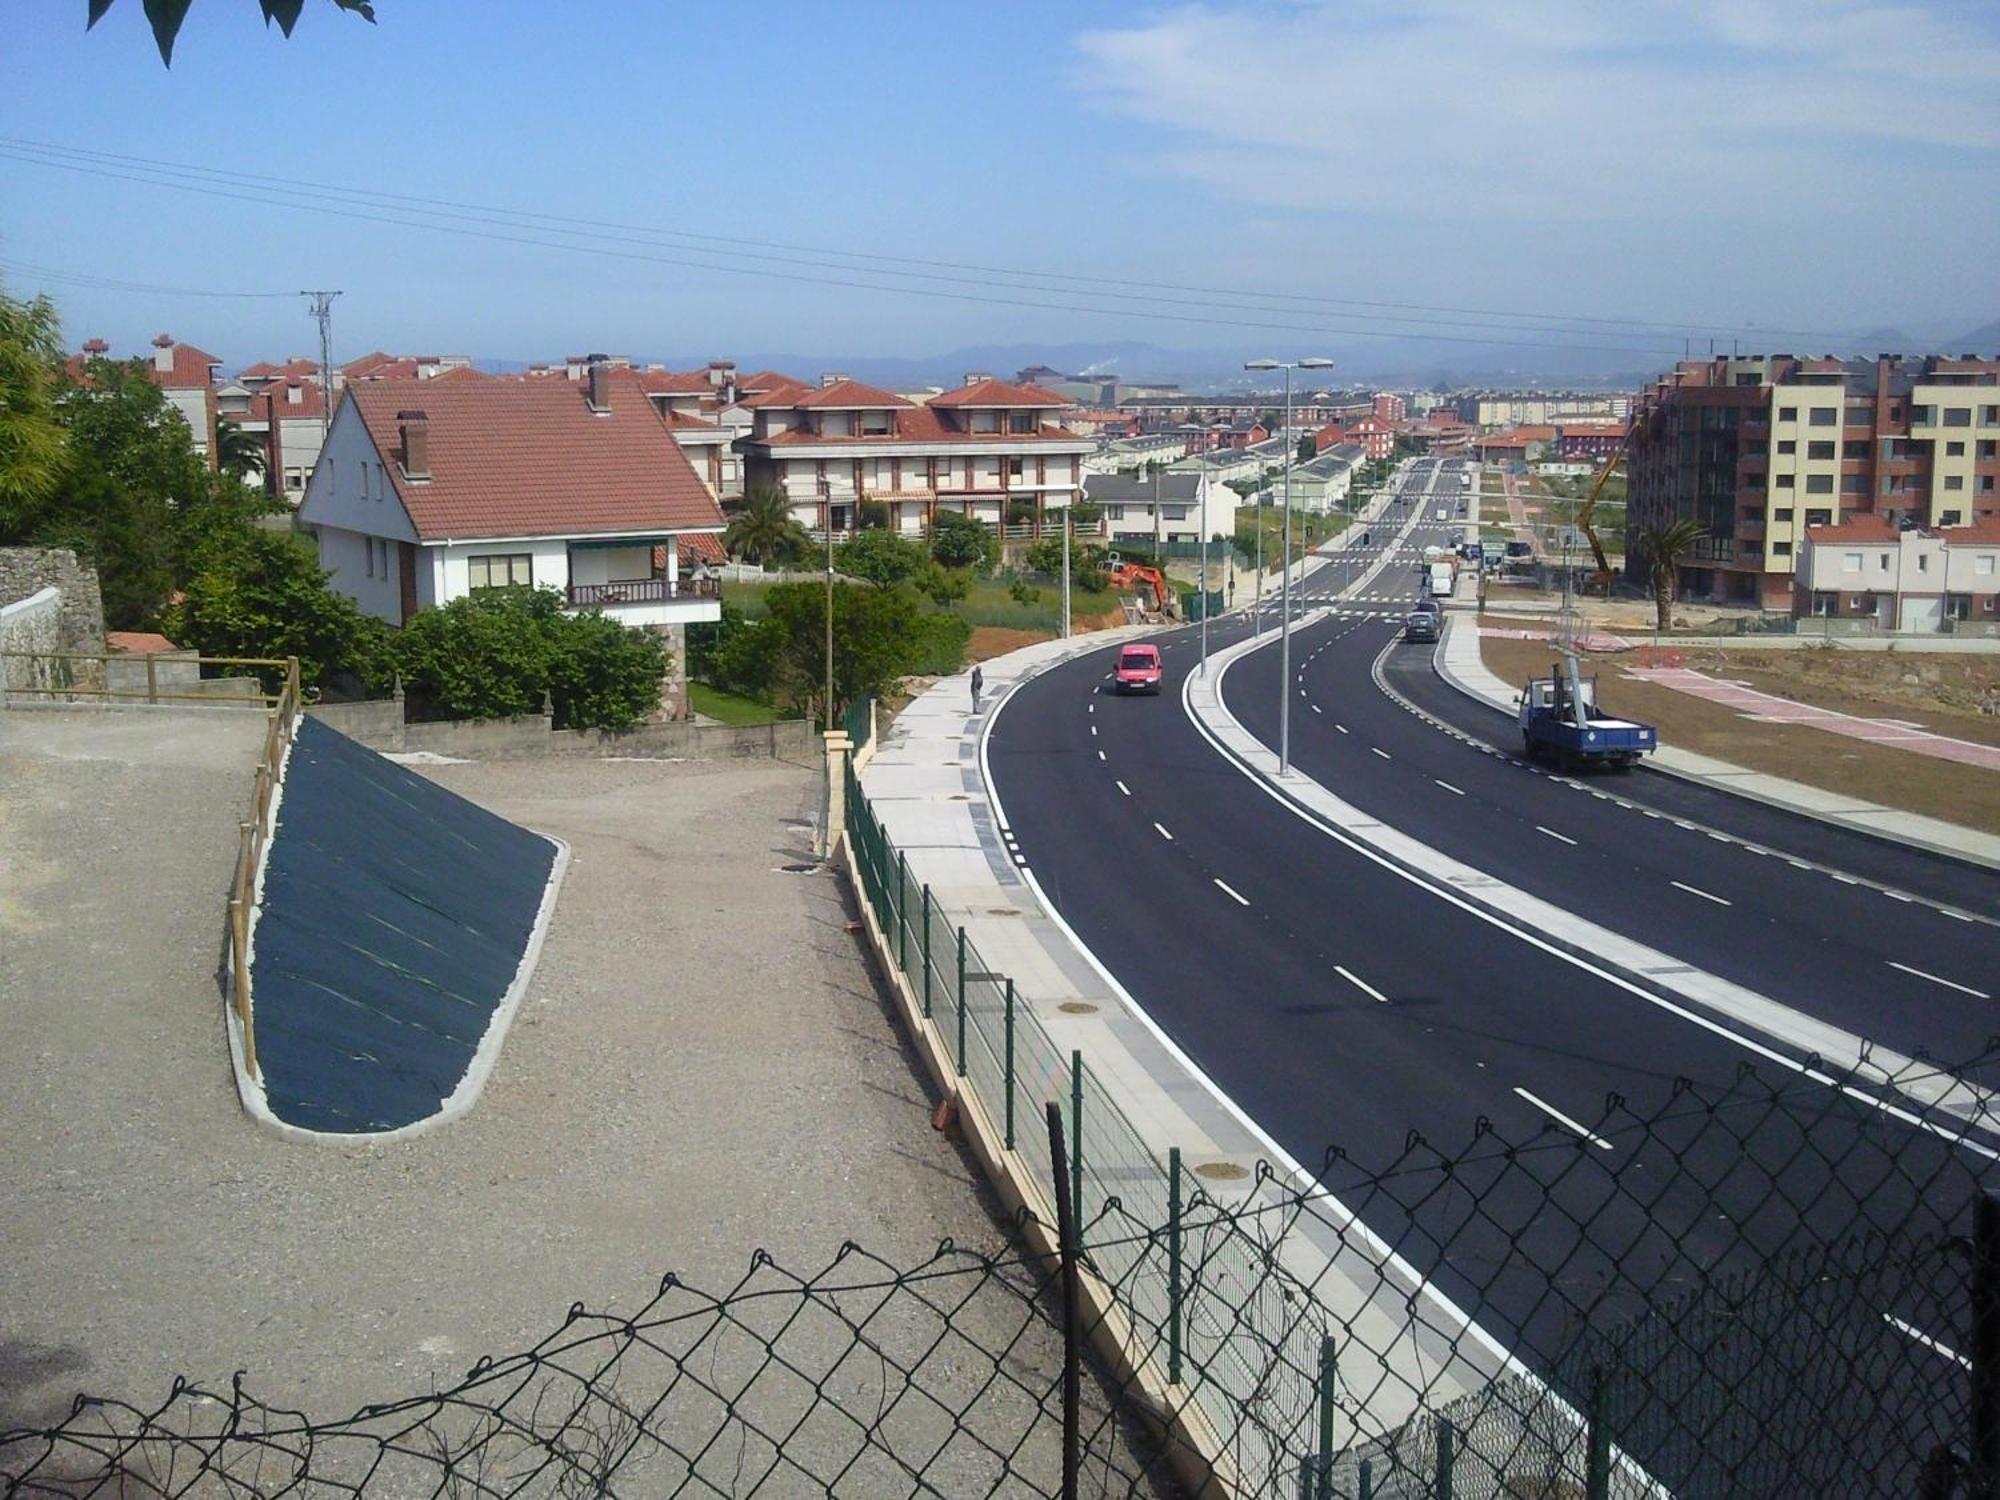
[1153,821,1174,841]
[1946,910,1975,923]
[1335,965,1388,1003]
[1090,725,1098,736]
[1097,750,1106,761]
[1671,880,1731,907]
[1088,704,1094,714]
[1336,724,1349,734]
[1536,825,1578,846]
[1834,873,1861,886]
[1213,878,1250,906]
[1434,779,1464,796]
[1888,961,1990,1000]
[1514,1087,1615,1150]
[1371,747,1391,760]
[1885,1314,1970,1369]
[1884,890,1913,903]
[1115,780,1131,797]
[1311,704,1323,714]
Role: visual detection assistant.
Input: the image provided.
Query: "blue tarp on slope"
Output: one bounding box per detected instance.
[252,717,556,1133]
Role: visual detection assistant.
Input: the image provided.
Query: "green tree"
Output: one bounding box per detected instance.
[915,562,970,607]
[760,581,926,721]
[723,483,809,568]
[836,526,927,588]
[214,418,266,483]
[392,586,664,730]
[929,508,994,570]
[0,283,68,532]
[89,0,376,66]
[1296,435,1315,464]
[166,528,389,693]
[1023,535,1106,578]
[1631,518,1707,632]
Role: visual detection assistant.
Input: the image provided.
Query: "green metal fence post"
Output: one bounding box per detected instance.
[1167,1148,1183,1385]
[1004,978,1016,1150]
[896,851,909,973]
[921,885,934,1019]
[1586,1367,1610,1500]
[1070,1050,1084,1242]
[1437,1417,1455,1500]
[1316,1336,1336,1500]
[1358,1458,1372,1500]
[955,928,968,1078]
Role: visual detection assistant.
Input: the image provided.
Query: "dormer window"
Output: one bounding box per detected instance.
[859,411,893,436]
[1008,412,1036,435]
[971,411,1000,433]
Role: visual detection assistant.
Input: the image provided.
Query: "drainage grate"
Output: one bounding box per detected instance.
[1057,1001,1099,1015]
[1194,1161,1250,1182]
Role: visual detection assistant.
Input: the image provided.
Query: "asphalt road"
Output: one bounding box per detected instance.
[984,458,1995,1484]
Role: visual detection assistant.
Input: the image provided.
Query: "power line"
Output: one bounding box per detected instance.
[0,255,298,298]
[0,142,1723,357]
[0,134,1853,346]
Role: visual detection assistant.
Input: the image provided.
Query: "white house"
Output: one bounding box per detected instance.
[298,359,726,714]
[1082,471,1226,545]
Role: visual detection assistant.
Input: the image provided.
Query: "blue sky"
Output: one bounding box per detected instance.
[2,1,1996,370]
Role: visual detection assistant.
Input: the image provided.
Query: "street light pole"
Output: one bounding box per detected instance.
[1247,357,1332,777]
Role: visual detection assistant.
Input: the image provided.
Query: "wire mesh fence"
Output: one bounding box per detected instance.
[6,772,1997,1498]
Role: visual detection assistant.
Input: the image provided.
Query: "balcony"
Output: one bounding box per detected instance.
[565,574,722,626]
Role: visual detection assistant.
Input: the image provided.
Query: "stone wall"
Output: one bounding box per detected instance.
[0,548,105,653]
[307,699,814,762]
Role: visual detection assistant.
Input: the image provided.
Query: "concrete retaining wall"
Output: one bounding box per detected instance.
[0,548,104,653]
[307,699,815,761]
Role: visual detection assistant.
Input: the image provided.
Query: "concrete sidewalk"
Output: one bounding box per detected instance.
[1437,615,2000,871]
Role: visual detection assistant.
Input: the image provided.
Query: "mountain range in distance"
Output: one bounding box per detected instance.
[481,322,2000,394]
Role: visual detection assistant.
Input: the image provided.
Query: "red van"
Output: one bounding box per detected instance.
[1113,643,1164,695]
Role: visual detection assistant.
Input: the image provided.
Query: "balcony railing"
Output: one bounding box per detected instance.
[566,575,721,607]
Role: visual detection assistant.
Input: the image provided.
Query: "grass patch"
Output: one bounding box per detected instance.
[688,681,787,725]
[719,573,1116,634]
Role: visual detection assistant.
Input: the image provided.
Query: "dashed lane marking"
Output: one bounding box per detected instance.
[1671,880,1732,907]
[1153,822,1174,842]
[1334,965,1388,1003]
[1887,962,1989,1000]
[1536,826,1578,846]
[1214,878,1250,906]
[1513,1087,1615,1151]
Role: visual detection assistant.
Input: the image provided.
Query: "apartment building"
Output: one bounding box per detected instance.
[1455,392,1632,430]
[1372,392,1407,425]
[68,333,223,468]
[1627,354,2000,609]
[1082,471,1225,544]
[737,373,1093,536]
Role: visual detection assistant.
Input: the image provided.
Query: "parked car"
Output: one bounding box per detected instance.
[1403,610,1440,643]
[1113,643,1164,695]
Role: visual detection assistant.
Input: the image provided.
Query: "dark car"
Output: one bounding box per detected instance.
[1403,610,1440,643]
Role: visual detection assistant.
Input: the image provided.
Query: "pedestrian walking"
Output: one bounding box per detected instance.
[970,664,984,708]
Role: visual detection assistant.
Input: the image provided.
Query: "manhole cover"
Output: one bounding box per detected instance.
[948,794,973,801]
[777,863,818,874]
[987,907,1022,917]
[1057,1001,1099,1015]
[1194,1161,1250,1182]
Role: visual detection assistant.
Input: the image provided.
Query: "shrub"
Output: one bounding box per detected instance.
[837,527,928,588]
[930,509,995,571]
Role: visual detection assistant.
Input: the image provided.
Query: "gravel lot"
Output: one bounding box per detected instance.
[0,721,1015,1434]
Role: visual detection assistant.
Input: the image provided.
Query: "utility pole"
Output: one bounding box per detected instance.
[1198,474,1210,677]
[1245,358,1332,777]
[301,289,341,458]
[1061,502,1072,639]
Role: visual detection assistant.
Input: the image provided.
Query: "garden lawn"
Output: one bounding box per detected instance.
[688,681,787,726]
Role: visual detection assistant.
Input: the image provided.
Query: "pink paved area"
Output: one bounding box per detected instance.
[1622,667,2000,770]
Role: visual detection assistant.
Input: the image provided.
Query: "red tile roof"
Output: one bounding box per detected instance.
[736,369,808,395]
[682,533,727,564]
[428,364,490,384]
[340,372,725,543]
[262,377,329,419]
[664,409,723,432]
[341,350,398,377]
[789,378,912,410]
[633,368,716,397]
[106,630,179,654]
[752,405,1084,447]
[65,338,222,390]
[1941,519,2000,545]
[927,378,1067,408]
[1804,515,1898,541]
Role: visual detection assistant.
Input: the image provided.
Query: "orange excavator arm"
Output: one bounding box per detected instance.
[1576,428,1629,595]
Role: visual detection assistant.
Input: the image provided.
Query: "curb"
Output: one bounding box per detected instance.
[1434,616,2000,875]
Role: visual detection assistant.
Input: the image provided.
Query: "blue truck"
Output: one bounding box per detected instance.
[1517,657,1656,771]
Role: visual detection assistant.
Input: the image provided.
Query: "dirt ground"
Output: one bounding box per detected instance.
[966,624,1053,662]
[1480,630,2000,834]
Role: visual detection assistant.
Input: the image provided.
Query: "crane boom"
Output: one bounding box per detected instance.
[1575,427,1630,596]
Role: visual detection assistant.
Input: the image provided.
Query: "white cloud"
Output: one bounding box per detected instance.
[1072,1,2000,219]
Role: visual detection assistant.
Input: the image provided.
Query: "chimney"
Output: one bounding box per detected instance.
[82,337,109,356]
[964,371,990,387]
[398,410,430,479]
[152,333,175,373]
[586,353,612,413]
[820,372,848,387]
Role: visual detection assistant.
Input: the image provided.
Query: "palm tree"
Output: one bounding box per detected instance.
[1631,518,1706,632]
[214,419,266,483]
[724,483,809,568]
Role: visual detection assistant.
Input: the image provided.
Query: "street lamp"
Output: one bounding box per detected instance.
[1245,357,1333,776]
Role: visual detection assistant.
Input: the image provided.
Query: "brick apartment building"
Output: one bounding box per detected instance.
[1627,354,2000,609]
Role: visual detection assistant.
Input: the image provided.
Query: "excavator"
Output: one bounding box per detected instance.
[1574,428,1630,597]
[1105,552,1178,620]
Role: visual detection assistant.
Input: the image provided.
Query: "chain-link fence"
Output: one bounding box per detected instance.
[5,771,1996,1498]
